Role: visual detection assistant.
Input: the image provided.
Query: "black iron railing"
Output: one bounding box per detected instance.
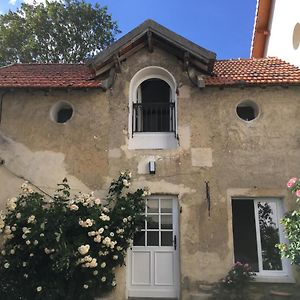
[132,102,176,134]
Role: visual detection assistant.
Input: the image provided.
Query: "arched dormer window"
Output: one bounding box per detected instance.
[128,66,178,149]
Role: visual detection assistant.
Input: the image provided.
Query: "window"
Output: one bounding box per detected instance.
[133,198,174,247]
[236,100,259,121]
[128,66,177,149]
[232,198,290,278]
[50,101,74,124]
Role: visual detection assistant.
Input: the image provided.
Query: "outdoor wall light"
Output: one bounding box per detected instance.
[148,161,156,174]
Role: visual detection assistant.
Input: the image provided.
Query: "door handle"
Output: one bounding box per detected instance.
[174,235,177,250]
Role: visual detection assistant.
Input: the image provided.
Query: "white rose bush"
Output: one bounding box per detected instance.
[0,171,147,300]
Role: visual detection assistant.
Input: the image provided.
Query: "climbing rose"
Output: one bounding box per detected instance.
[295,190,300,198]
[287,177,297,188]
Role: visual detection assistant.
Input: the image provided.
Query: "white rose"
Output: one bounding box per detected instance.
[4,262,9,268]
[16,213,21,219]
[36,286,42,292]
[101,262,106,268]
[83,284,88,289]
[78,245,90,255]
[101,276,106,282]
[69,204,79,211]
[113,255,118,260]
[94,198,101,205]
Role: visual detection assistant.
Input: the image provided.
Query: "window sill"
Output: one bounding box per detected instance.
[254,275,295,284]
[128,132,178,150]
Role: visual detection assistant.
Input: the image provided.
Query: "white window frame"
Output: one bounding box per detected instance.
[128,66,178,150]
[232,198,293,282]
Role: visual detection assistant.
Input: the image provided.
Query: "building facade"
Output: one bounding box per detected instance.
[1,20,300,300]
[251,0,300,67]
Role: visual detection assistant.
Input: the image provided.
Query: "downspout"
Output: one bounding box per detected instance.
[0,90,9,124]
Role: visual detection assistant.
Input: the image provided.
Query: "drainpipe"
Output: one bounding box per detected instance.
[0,90,9,124]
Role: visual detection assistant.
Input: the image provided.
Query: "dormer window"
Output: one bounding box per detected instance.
[128,67,178,150]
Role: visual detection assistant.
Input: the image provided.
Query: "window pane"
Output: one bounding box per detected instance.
[258,202,283,271]
[232,199,259,272]
[147,199,159,213]
[161,215,173,229]
[147,215,159,229]
[147,231,159,246]
[133,231,145,246]
[161,199,173,213]
[161,232,173,246]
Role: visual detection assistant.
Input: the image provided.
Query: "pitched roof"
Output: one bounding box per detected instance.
[209,57,300,86]
[0,57,300,89]
[87,19,216,76]
[0,63,102,89]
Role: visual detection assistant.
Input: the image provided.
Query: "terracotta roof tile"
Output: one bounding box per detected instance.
[0,63,102,89]
[208,57,300,86]
[0,57,300,89]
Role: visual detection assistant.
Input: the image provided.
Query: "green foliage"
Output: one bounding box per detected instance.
[214,262,255,300]
[0,0,120,65]
[277,177,300,266]
[221,262,255,291]
[0,171,146,300]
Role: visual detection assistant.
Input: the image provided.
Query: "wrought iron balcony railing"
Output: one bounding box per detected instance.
[132,102,176,134]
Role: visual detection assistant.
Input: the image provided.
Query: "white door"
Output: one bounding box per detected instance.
[127,197,179,298]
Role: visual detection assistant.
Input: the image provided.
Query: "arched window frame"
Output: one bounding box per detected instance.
[128,66,178,150]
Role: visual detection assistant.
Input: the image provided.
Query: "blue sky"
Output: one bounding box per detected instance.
[0,0,257,59]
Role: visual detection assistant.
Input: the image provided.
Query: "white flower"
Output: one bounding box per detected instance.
[10,249,15,255]
[22,262,27,267]
[44,248,51,255]
[24,273,28,278]
[16,213,21,219]
[69,204,79,211]
[99,214,110,221]
[93,270,98,275]
[128,216,132,221]
[21,182,28,189]
[33,240,38,246]
[36,286,42,292]
[78,245,90,255]
[123,218,128,223]
[27,215,36,224]
[4,226,12,235]
[110,232,114,237]
[113,255,118,260]
[98,228,104,234]
[1,250,5,255]
[122,179,130,187]
[94,198,101,205]
[112,281,117,287]
[100,262,106,268]
[94,235,101,243]
[40,233,45,237]
[26,240,31,245]
[88,231,96,237]
[83,284,89,289]
[116,246,122,251]
[11,226,16,232]
[101,276,106,282]
[6,197,17,211]
[4,262,9,269]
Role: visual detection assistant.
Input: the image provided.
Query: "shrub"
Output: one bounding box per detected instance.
[0,171,148,300]
[276,177,300,266]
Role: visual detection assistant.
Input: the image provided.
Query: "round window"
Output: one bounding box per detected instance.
[293,23,300,50]
[50,101,74,124]
[236,100,259,121]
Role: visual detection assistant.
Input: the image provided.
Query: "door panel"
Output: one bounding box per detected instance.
[127,197,179,298]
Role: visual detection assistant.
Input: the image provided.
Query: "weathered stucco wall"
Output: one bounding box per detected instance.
[1,47,300,299]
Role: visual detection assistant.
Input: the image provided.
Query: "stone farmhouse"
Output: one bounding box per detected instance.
[1,19,300,299]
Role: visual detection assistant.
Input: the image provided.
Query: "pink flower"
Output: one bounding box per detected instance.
[296,190,300,198]
[287,177,297,188]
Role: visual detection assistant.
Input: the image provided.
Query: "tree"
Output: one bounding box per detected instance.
[0,0,120,66]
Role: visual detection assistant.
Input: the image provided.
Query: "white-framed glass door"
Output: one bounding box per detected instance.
[127,196,179,298]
